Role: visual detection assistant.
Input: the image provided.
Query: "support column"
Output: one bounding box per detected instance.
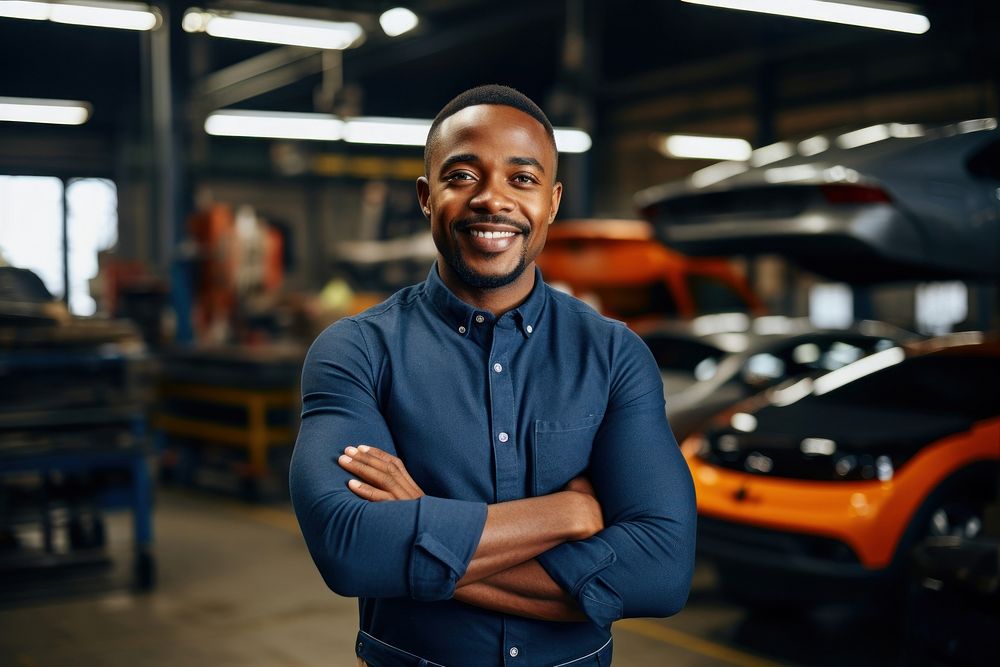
[548,0,599,219]
[150,2,192,342]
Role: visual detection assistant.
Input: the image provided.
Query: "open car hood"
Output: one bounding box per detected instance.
[636,124,1000,283]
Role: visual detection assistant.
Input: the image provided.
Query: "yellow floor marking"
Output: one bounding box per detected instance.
[617,618,788,667]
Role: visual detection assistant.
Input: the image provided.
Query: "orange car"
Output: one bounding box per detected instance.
[681,334,1000,605]
[536,219,762,325]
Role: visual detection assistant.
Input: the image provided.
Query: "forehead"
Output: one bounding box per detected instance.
[430,104,555,170]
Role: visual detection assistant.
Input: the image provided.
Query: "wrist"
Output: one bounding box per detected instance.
[560,490,602,540]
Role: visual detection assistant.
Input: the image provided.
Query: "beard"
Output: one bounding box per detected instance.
[443,214,533,289]
[448,243,530,289]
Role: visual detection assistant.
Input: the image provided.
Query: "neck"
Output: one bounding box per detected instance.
[436,260,536,317]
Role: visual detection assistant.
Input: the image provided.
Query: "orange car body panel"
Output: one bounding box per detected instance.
[683,417,1000,569]
[537,219,762,322]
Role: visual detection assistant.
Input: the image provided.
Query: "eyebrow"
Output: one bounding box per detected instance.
[439,153,546,174]
[509,156,545,173]
[440,154,478,171]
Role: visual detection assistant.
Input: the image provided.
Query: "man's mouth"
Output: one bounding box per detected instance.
[469,229,518,239]
[455,215,529,236]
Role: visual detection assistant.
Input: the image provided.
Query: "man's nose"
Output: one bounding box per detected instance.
[469,177,515,214]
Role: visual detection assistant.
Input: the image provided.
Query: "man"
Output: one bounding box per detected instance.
[290,85,695,666]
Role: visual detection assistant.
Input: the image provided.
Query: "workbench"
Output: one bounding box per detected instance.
[153,345,304,500]
[0,322,155,592]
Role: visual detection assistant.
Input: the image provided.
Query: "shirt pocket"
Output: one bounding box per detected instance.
[532,414,603,497]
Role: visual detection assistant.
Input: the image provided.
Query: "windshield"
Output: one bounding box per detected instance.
[816,352,1000,420]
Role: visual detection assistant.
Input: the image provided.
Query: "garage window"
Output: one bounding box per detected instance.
[0,176,117,316]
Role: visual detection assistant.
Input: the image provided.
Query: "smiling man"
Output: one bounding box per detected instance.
[290,85,696,666]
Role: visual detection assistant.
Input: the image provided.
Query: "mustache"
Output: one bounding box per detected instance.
[453,214,530,235]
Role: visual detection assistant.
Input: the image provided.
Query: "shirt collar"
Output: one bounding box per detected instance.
[424,261,546,339]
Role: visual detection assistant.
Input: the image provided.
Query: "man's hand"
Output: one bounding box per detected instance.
[338,445,424,501]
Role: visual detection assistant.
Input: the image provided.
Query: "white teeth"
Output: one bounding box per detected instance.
[470,229,516,239]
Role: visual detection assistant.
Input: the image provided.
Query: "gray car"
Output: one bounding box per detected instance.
[635,121,1000,283]
[638,315,918,441]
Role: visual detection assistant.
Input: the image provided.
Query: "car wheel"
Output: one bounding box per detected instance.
[896,464,996,566]
[924,500,983,540]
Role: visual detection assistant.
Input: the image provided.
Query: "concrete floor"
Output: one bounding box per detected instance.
[0,487,901,666]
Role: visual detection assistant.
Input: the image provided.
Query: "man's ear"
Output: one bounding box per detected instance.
[416,176,431,218]
[548,181,563,224]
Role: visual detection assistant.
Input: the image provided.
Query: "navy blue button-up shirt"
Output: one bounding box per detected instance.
[290,264,696,666]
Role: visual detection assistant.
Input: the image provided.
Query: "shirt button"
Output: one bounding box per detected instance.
[498,432,509,443]
[475,314,485,324]
[493,362,503,373]
[458,325,466,334]
[525,325,533,334]
[509,646,519,658]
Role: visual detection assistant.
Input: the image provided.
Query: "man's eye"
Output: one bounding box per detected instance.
[513,174,538,184]
[446,172,474,181]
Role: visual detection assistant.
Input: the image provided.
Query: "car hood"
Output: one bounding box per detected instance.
[635,124,1000,283]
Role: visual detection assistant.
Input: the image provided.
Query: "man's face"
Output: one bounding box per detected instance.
[417,104,562,290]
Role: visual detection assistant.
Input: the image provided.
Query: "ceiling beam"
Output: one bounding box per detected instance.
[192,45,324,111]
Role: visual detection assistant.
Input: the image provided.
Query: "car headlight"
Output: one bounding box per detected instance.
[698,430,916,481]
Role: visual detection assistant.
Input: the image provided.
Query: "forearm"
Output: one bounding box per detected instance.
[336,446,604,598]
[537,389,697,625]
[458,490,601,586]
[454,560,586,622]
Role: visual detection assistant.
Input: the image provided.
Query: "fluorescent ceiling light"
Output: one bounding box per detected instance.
[553,128,592,154]
[0,1,49,20]
[204,109,592,152]
[836,124,890,149]
[0,96,91,125]
[662,134,752,161]
[205,110,344,141]
[182,8,364,49]
[379,7,418,37]
[681,0,929,34]
[0,0,160,30]
[51,0,159,29]
[343,117,430,146]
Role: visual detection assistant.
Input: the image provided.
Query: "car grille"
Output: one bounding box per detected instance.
[699,516,860,564]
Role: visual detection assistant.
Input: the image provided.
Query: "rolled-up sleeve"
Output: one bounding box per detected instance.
[537,326,696,627]
[289,319,488,601]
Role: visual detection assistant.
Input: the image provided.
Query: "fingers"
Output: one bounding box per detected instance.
[338,450,397,494]
[360,446,423,491]
[346,478,394,502]
[337,445,424,500]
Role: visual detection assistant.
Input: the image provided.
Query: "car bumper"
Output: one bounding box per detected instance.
[684,422,1000,570]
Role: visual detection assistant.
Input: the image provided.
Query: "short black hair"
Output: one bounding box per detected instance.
[423,84,557,175]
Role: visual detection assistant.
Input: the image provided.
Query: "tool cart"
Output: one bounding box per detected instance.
[0,267,156,592]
